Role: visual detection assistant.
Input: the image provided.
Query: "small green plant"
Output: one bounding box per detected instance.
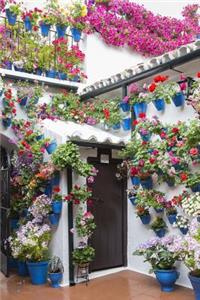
[151,217,167,231]
[48,256,64,273]
[72,244,95,265]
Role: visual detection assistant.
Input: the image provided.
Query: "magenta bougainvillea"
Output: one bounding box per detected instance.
[87,0,200,56]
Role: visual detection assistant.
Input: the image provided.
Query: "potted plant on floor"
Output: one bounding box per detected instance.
[133,236,180,292]
[150,217,167,237]
[72,242,95,269]
[48,256,64,288]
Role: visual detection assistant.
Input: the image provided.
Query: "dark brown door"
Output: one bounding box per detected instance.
[88,154,127,272]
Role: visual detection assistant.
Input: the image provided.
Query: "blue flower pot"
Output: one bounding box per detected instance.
[8,257,18,269]
[36,134,44,141]
[17,261,29,276]
[140,133,151,142]
[167,214,177,224]
[133,102,147,118]
[58,72,67,80]
[180,227,188,235]
[155,228,166,238]
[21,208,28,218]
[19,96,28,106]
[36,68,43,76]
[131,176,140,186]
[166,178,175,187]
[46,141,57,154]
[24,16,32,31]
[56,25,67,38]
[140,214,151,225]
[71,28,82,42]
[197,34,200,39]
[40,23,51,37]
[191,183,200,192]
[155,269,179,292]
[72,75,80,82]
[44,183,53,197]
[5,61,12,70]
[52,201,62,214]
[27,261,48,285]
[172,92,185,107]
[120,102,130,112]
[189,273,200,300]
[14,65,24,72]
[6,9,17,26]
[153,98,165,111]
[10,218,19,230]
[2,118,12,128]
[51,173,60,186]
[122,118,131,131]
[129,196,136,206]
[49,213,60,225]
[46,70,57,78]
[140,177,153,190]
[155,208,164,213]
[49,272,63,288]
[112,123,121,130]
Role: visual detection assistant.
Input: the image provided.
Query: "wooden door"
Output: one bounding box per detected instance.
[88,151,127,272]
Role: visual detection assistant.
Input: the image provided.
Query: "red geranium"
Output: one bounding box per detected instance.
[189,148,198,156]
[130,166,139,176]
[133,120,138,126]
[138,112,146,118]
[148,83,157,92]
[180,172,188,181]
[172,127,179,134]
[197,72,200,78]
[103,108,110,120]
[53,186,60,193]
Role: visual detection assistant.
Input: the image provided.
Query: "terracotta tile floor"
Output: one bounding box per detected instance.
[0,270,194,300]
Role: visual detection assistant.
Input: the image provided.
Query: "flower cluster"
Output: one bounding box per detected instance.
[28,194,52,223]
[173,214,189,230]
[181,192,200,217]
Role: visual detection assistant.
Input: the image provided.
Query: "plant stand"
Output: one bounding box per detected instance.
[76,263,90,285]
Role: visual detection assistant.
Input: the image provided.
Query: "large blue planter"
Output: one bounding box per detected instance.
[154,228,166,238]
[49,272,63,288]
[172,92,185,107]
[2,118,12,128]
[6,9,17,26]
[129,196,137,206]
[120,102,130,112]
[155,269,179,292]
[52,201,62,214]
[49,213,60,225]
[44,183,53,197]
[24,16,32,31]
[131,176,140,186]
[27,261,48,285]
[189,273,200,300]
[17,261,29,276]
[191,183,200,192]
[122,118,131,131]
[56,25,67,38]
[167,214,177,224]
[180,227,188,235]
[58,72,67,80]
[51,172,60,186]
[8,257,18,269]
[133,102,147,118]
[153,98,165,111]
[140,133,151,142]
[40,23,51,37]
[140,214,151,225]
[140,177,153,190]
[46,70,57,78]
[19,96,28,106]
[46,141,57,154]
[71,28,82,42]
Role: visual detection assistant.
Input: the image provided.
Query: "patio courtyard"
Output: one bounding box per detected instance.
[1,271,193,300]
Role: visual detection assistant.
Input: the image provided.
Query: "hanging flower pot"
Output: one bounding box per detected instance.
[44,183,53,197]
[139,214,151,225]
[10,218,19,230]
[72,75,80,82]
[154,208,164,213]
[6,9,17,26]
[14,65,24,72]
[17,261,29,277]
[191,183,200,192]
[129,196,137,206]
[45,141,57,154]
[131,176,140,186]
[56,25,67,38]
[40,22,51,37]
[36,68,43,76]
[122,117,131,131]
[24,16,32,31]
[155,269,179,292]
[19,96,28,106]
[51,173,60,186]
[154,228,166,238]
[2,117,12,128]
[52,201,62,214]
[36,134,44,141]
[153,98,165,111]
[4,61,12,70]
[49,213,60,225]
[120,102,130,112]
[172,92,185,107]
[140,177,153,190]
[46,69,57,79]
[112,123,121,131]
[58,72,67,80]
[139,132,151,142]
[27,261,48,285]
[166,178,175,187]
[133,102,147,118]
[167,213,177,224]
[179,227,188,235]
[71,28,82,42]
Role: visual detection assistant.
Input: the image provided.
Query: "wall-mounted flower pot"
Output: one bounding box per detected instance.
[52,201,62,214]
[189,273,200,300]
[139,133,151,142]
[44,183,53,197]
[131,176,140,186]
[36,68,43,76]
[0,89,4,97]
[155,269,179,292]
[139,214,151,225]
[27,261,48,285]
[2,118,12,128]
[166,178,175,187]
[191,183,200,192]
[172,92,185,107]
[112,123,121,131]
[154,228,166,238]
[122,118,131,131]
[46,70,57,78]
[40,23,51,37]
[4,61,12,70]
[129,196,136,206]
[72,75,80,82]
[133,102,147,118]
[167,214,177,224]
[180,227,188,235]
[49,272,63,288]
[120,102,130,112]
[197,34,200,39]
[58,72,67,80]
[51,172,60,186]
[17,261,29,276]
[10,218,19,230]
[46,141,57,154]
[154,208,164,213]
[49,213,60,225]
[6,9,17,26]
[56,25,67,38]
[36,134,44,141]
[21,208,28,218]
[71,28,82,42]
[153,98,165,111]
[19,96,28,106]
[140,177,153,190]
[24,16,32,31]
[14,65,24,72]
